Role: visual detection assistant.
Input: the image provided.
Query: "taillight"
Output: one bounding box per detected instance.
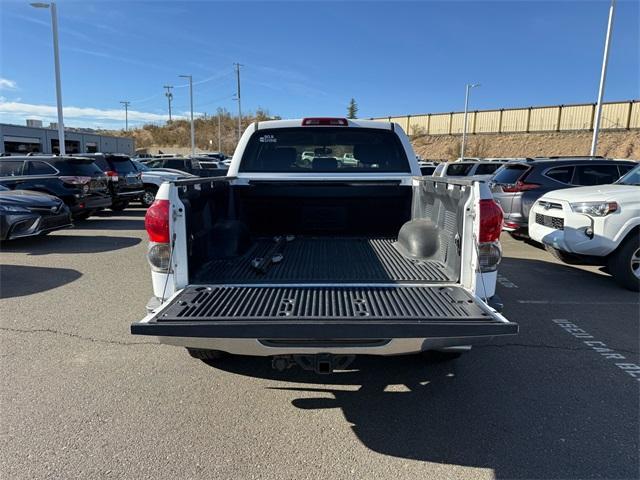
[59,175,91,185]
[479,199,503,243]
[501,180,540,192]
[105,170,119,182]
[302,117,348,126]
[145,199,170,243]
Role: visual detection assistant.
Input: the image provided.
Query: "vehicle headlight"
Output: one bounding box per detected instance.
[0,204,31,213]
[570,201,618,216]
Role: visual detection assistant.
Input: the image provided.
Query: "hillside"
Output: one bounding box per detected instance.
[413,130,640,161]
[104,115,640,161]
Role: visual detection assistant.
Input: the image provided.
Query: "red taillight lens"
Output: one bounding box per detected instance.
[59,175,91,185]
[501,180,540,192]
[105,170,119,181]
[145,199,170,243]
[302,117,348,126]
[479,199,503,243]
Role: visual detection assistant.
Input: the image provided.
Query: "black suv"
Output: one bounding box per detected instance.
[0,156,111,219]
[76,154,144,210]
[490,157,636,237]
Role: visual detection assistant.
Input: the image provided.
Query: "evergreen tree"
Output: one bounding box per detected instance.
[347,98,358,119]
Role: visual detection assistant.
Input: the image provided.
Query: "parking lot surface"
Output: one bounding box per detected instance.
[1,208,638,480]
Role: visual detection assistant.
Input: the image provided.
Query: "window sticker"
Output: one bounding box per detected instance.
[259,134,277,143]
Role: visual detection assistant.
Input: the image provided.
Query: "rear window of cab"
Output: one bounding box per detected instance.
[239,127,410,173]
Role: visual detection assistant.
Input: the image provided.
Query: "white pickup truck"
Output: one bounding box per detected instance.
[131,118,517,373]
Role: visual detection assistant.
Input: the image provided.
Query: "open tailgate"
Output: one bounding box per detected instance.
[132,285,517,339]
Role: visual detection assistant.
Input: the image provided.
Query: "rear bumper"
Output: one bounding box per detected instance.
[69,194,112,213]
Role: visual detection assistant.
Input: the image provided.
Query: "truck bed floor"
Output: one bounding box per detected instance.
[192,237,452,284]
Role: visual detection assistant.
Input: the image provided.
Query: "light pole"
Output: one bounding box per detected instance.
[179,74,195,156]
[590,0,617,156]
[234,63,243,142]
[163,85,173,122]
[217,108,222,152]
[31,2,66,155]
[460,83,480,160]
[120,101,130,131]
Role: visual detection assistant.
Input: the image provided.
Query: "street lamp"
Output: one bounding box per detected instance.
[460,83,480,160]
[31,2,66,155]
[179,74,195,156]
[591,0,617,156]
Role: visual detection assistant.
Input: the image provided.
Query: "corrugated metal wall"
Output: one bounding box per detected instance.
[371,100,639,135]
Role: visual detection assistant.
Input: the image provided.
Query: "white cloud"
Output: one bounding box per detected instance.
[0,101,177,125]
[0,78,18,90]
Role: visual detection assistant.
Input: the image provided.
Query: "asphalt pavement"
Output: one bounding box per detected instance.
[1,208,638,480]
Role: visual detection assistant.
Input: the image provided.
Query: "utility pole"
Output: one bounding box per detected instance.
[460,83,480,160]
[217,109,222,152]
[591,0,617,156]
[31,2,66,155]
[163,85,173,122]
[120,101,130,131]
[179,75,195,156]
[234,63,243,142]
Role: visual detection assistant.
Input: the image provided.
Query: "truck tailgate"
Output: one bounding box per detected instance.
[132,285,517,339]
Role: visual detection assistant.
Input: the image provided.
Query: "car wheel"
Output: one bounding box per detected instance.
[110,201,129,211]
[608,235,640,292]
[141,187,157,207]
[545,245,586,265]
[73,211,92,221]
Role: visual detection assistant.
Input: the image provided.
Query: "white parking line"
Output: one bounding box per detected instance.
[552,319,640,382]
[497,274,518,288]
[519,300,639,305]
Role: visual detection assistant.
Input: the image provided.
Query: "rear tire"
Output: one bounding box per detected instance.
[141,187,157,207]
[110,200,129,211]
[73,211,92,221]
[545,245,586,265]
[608,235,640,292]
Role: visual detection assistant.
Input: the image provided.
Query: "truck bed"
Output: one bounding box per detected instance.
[192,237,453,284]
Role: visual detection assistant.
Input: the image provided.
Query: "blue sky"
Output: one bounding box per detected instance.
[0,0,638,129]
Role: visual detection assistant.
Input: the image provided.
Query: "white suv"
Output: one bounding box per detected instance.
[529,164,640,291]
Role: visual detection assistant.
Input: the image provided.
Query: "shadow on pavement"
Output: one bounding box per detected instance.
[94,208,147,218]
[0,264,82,298]
[206,350,638,479]
[74,218,144,231]
[0,234,141,255]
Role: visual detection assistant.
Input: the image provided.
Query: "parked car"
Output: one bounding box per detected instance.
[432,160,504,178]
[0,156,111,220]
[131,117,517,373]
[0,185,72,240]
[490,157,636,238]
[75,154,144,211]
[418,162,436,176]
[144,157,226,177]
[132,160,196,207]
[528,164,639,291]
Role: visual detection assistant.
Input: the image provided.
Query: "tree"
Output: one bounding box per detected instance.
[347,98,358,119]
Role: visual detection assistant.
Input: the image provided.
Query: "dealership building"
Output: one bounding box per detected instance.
[0,122,134,156]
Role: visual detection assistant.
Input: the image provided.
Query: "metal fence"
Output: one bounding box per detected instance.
[370,100,640,136]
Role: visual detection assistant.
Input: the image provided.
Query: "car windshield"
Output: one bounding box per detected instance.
[615,164,640,186]
[239,127,410,173]
[110,157,136,174]
[493,164,529,183]
[56,158,104,176]
[133,160,150,171]
[445,163,475,176]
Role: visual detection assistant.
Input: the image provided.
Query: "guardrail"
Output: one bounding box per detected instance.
[370,100,640,136]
